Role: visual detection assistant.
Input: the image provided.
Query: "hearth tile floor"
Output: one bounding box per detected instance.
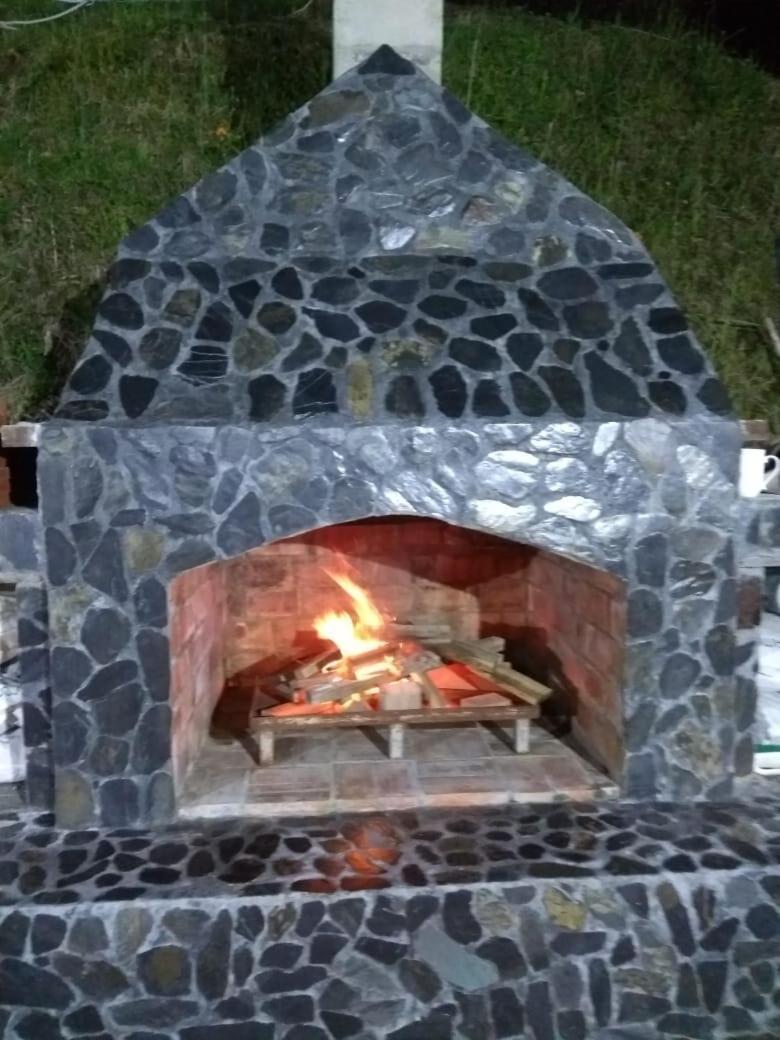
[179,722,618,819]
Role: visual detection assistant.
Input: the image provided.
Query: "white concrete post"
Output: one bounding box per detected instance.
[333,0,444,83]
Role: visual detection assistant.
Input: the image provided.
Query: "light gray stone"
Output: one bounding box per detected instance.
[528,517,597,560]
[405,428,439,456]
[593,422,620,458]
[604,449,649,509]
[591,515,634,543]
[414,923,499,992]
[474,460,536,502]
[435,455,473,497]
[380,224,416,250]
[483,423,533,445]
[486,449,539,469]
[380,489,416,514]
[625,418,674,474]
[544,458,590,492]
[468,500,537,535]
[383,472,455,517]
[529,422,586,455]
[676,445,730,491]
[349,429,398,474]
[544,496,601,521]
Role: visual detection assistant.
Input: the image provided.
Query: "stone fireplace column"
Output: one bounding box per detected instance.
[333,0,444,81]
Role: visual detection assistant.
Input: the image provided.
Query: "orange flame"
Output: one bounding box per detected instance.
[314,571,385,660]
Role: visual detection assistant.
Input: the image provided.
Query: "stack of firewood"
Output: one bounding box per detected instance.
[259,619,551,718]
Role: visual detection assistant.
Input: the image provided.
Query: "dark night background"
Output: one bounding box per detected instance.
[452,1,780,74]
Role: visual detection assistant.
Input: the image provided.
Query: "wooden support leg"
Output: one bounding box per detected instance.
[259,729,275,766]
[513,718,530,754]
[389,723,405,759]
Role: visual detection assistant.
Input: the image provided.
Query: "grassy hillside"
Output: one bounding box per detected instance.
[0,0,778,424]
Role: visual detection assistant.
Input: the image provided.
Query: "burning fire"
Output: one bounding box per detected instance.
[314,571,385,661]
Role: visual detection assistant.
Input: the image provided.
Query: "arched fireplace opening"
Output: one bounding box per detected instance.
[169,516,625,818]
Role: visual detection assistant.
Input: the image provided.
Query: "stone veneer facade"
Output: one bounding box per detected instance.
[34,45,746,828]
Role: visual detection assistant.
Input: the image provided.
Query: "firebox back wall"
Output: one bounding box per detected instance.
[219,518,626,777]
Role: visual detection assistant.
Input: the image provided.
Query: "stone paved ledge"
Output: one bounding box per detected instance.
[1,790,779,906]
[2,792,780,1039]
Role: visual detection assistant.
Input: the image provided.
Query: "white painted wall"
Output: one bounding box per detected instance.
[0,590,23,785]
[0,682,23,784]
[333,0,444,82]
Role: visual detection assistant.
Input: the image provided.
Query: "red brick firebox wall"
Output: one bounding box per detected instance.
[168,562,228,794]
[218,517,626,780]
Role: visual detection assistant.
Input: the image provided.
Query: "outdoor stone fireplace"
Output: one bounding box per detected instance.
[37,45,745,828]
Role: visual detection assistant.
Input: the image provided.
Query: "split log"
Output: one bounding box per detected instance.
[412,670,446,708]
[389,621,453,641]
[343,642,397,671]
[302,670,398,705]
[470,662,550,706]
[307,680,352,705]
[478,635,507,656]
[431,640,551,706]
[396,642,442,676]
[293,648,340,679]
[430,638,503,670]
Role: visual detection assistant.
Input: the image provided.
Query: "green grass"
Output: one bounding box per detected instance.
[0,0,778,423]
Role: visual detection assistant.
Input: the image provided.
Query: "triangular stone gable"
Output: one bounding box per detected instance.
[57,47,730,425]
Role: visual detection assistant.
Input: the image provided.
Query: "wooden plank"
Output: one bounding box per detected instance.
[431,640,551,705]
[492,664,551,701]
[259,729,275,766]
[293,648,339,679]
[457,669,540,708]
[389,723,405,759]
[0,422,40,448]
[343,641,397,671]
[254,703,538,732]
[514,718,530,753]
[285,670,397,700]
[740,418,770,445]
[389,621,453,641]
[413,670,446,708]
[478,635,507,655]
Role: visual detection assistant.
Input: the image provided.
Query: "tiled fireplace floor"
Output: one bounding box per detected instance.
[179,722,618,819]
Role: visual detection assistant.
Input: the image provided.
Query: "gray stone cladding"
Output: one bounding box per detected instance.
[16,581,53,810]
[2,796,780,1038]
[38,415,745,827]
[0,509,41,576]
[56,46,730,427]
[39,46,747,826]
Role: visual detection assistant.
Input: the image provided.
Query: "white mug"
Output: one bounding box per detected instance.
[740,448,766,497]
[765,455,780,494]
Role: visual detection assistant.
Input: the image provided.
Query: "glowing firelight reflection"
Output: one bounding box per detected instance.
[314,571,385,660]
